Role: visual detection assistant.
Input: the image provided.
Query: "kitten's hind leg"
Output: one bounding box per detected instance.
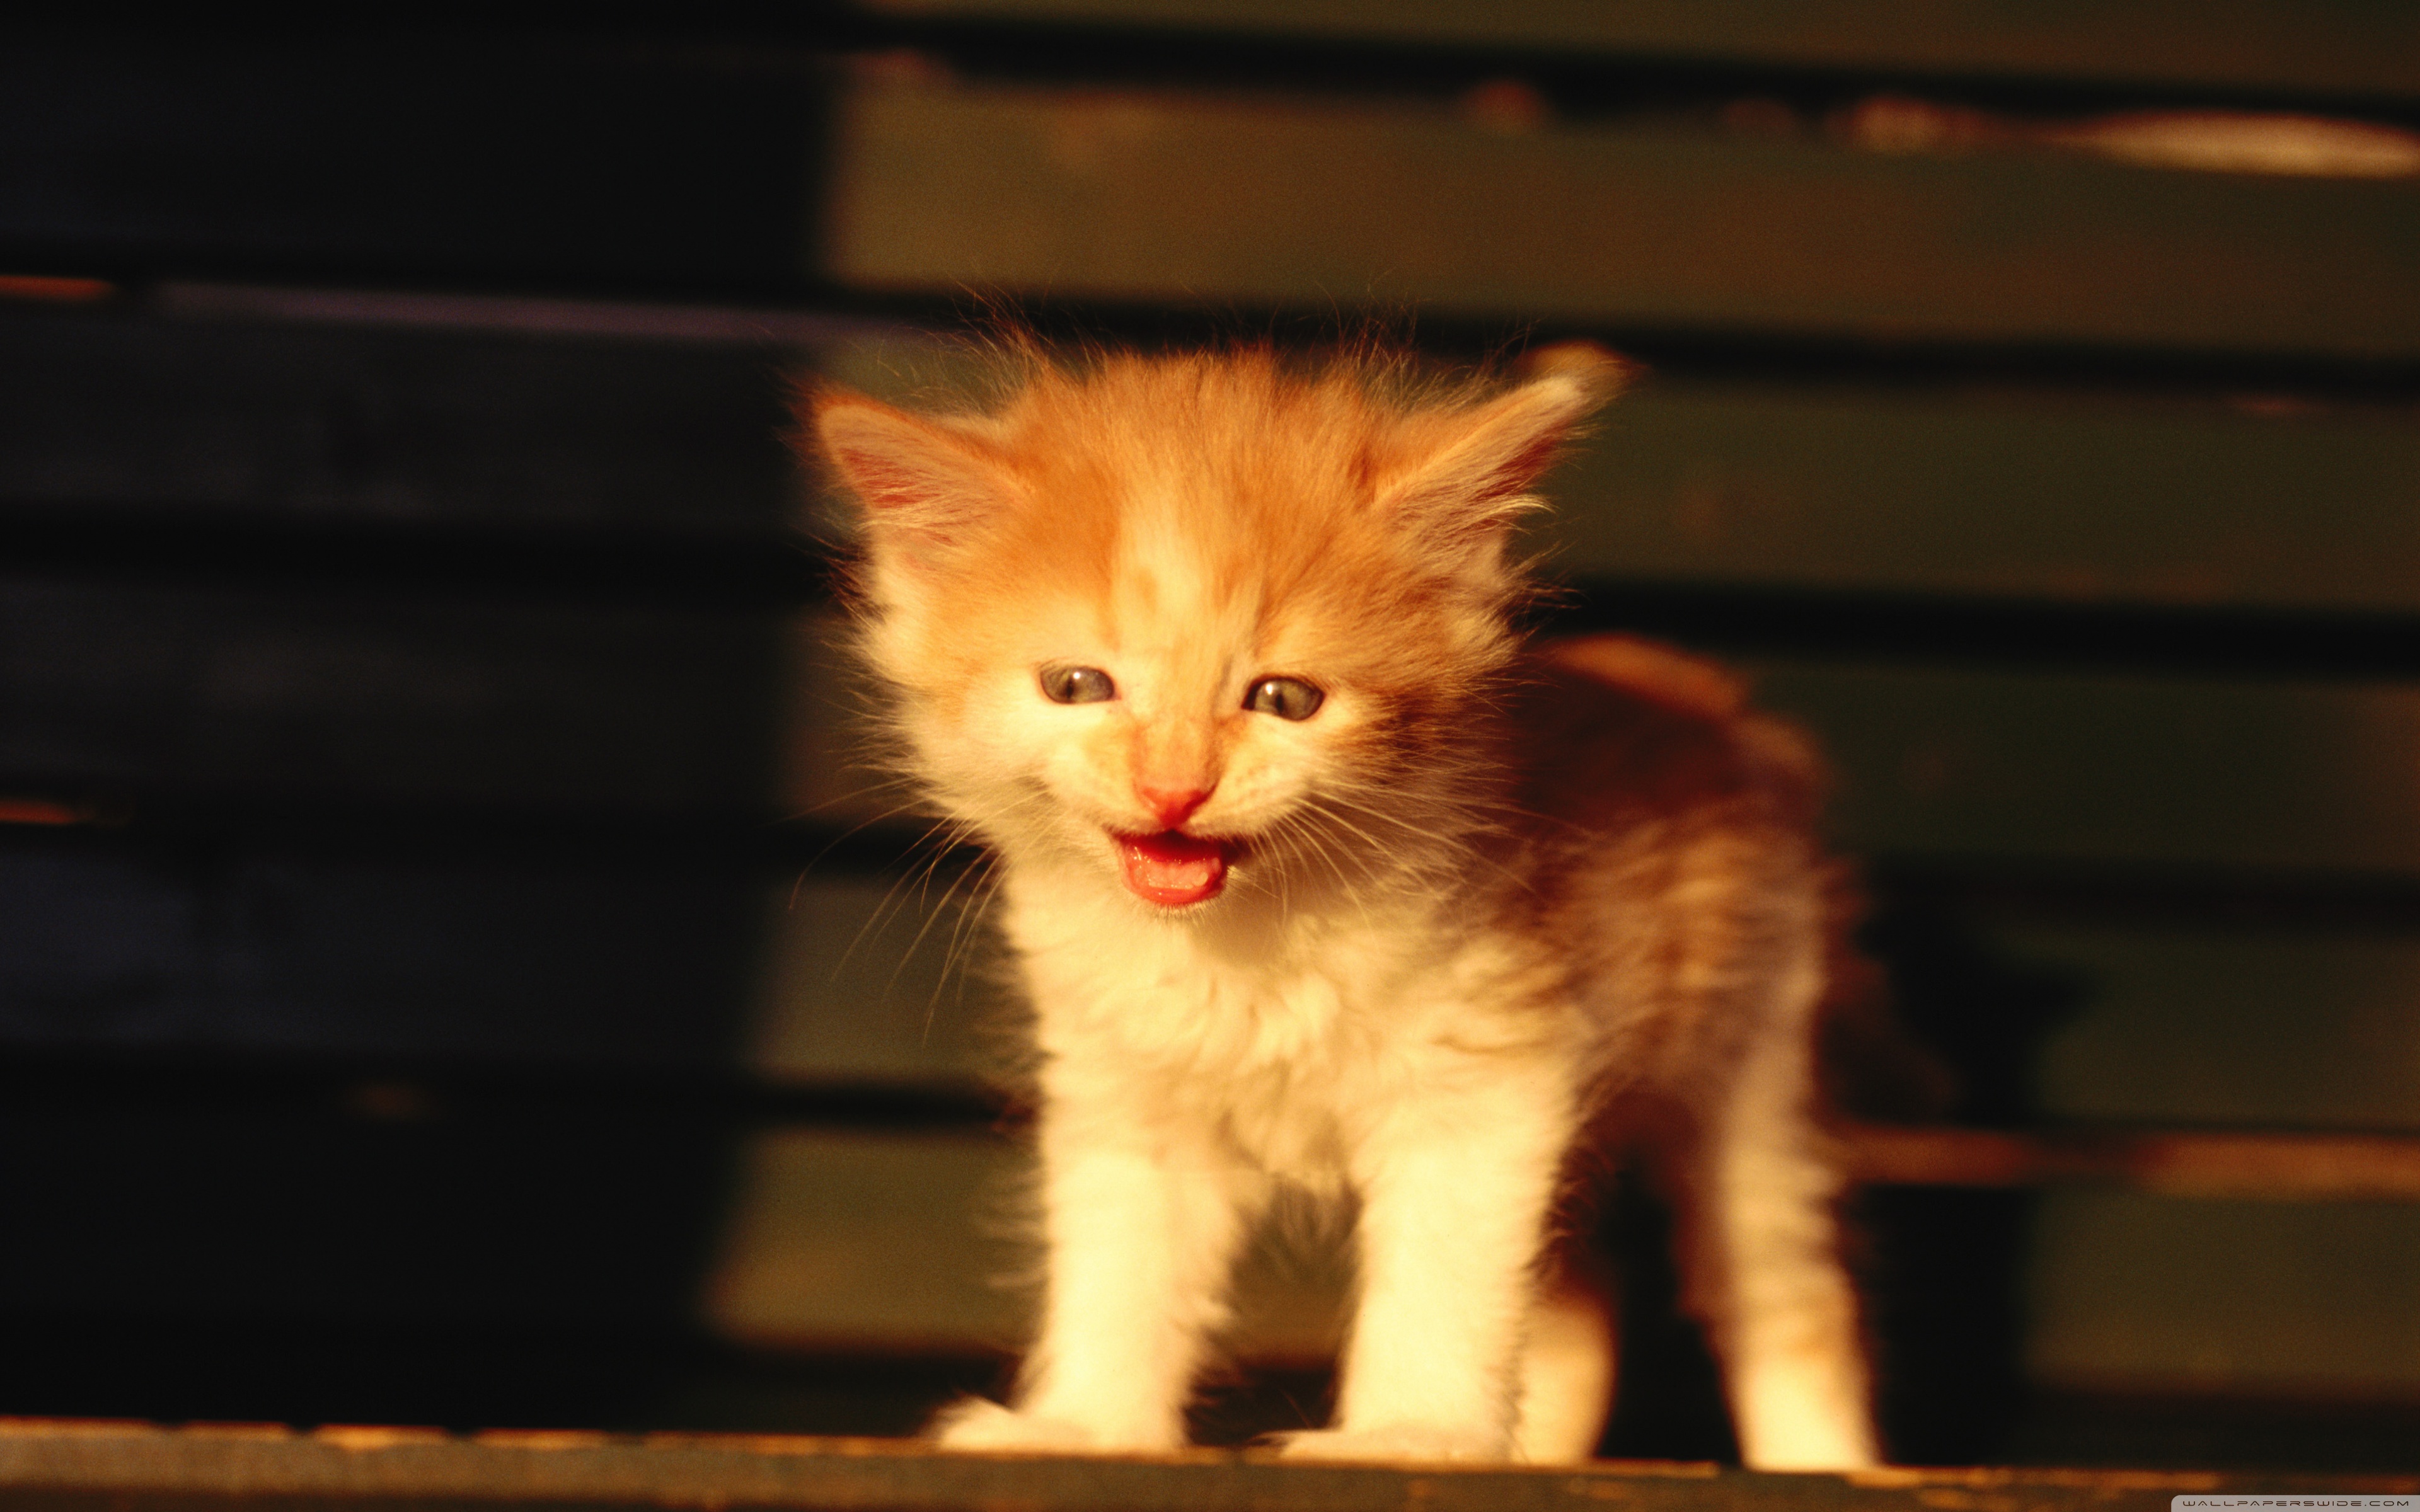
[1677,960,1879,1471]
[1511,1264,1616,1463]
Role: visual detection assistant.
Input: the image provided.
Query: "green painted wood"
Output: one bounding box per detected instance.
[0,576,785,820]
[703,1126,1349,1361]
[1749,662,2420,873]
[746,874,1008,1089]
[704,1129,1028,1353]
[14,312,2416,617]
[851,0,2420,103]
[2027,1191,2420,1400]
[0,830,766,1065]
[0,304,806,538]
[2021,925,2420,1131]
[824,78,2420,360]
[1550,381,2420,614]
[0,44,821,297]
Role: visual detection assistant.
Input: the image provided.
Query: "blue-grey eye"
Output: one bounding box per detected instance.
[1040,665,1116,704]
[1244,676,1324,720]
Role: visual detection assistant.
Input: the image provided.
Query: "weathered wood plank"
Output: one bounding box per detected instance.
[1550,380,2420,615]
[850,0,2420,103]
[1844,1126,2420,1200]
[827,77,2420,360]
[0,576,785,820]
[703,1129,1027,1354]
[0,1418,2406,1507]
[1751,662,2420,872]
[0,1075,734,1333]
[0,306,804,536]
[12,309,2417,617]
[2022,925,2420,1131]
[747,874,1005,1089]
[0,829,764,1065]
[2028,1189,2420,1402]
[0,43,821,294]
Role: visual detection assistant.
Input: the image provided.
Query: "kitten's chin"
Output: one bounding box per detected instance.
[1112,829,1237,909]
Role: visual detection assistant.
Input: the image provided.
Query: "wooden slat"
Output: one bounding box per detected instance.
[747,874,1005,1088]
[1751,662,2420,873]
[3,1419,2405,1508]
[0,306,803,536]
[14,310,2417,617]
[2027,1187,2420,1402]
[1550,379,2420,615]
[0,43,820,294]
[703,1130,1025,1354]
[851,0,2420,104]
[0,1072,732,1329]
[0,830,765,1065]
[0,576,785,819]
[706,1129,1351,1364]
[2022,926,2420,1131]
[1843,1125,2420,1201]
[826,76,2420,360]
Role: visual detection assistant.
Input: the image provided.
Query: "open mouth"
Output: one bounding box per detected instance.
[1112,829,1238,908]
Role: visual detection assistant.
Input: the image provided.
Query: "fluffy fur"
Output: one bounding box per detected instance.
[809,339,1878,1469]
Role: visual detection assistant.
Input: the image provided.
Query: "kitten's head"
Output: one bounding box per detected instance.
[810,340,1625,914]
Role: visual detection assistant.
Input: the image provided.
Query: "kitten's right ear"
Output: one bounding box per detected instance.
[1373,341,1634,546]
[812,392,1020,565]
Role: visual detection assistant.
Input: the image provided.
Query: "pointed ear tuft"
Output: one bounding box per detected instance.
[1378,342,1632,536]
[1514,340,1641,395]
[811,391,1020,562]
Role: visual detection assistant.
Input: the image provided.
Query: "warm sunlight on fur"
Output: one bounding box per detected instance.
[807,336,1879,1470]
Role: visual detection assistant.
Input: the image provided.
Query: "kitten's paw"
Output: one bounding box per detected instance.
[929,1398,1180,1455]
[1272,1426,1509,1465]
[930,1399,1099,1453]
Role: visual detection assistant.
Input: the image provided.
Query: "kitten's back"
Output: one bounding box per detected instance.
[1514,634,1826,841]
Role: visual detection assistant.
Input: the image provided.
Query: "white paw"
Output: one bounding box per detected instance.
[1272,1425,1509,1464]
[928,1397,1183,1456]
[1741,1433,1881,1474]
[929,1399,1100,1454]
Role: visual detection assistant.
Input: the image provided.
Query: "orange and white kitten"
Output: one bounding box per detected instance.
[810,341,1877,1470]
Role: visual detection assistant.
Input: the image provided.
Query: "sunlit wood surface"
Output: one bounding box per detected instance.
[1,1419,2412,1511]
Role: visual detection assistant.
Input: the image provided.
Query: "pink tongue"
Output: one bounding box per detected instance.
[1117,830,1231,907]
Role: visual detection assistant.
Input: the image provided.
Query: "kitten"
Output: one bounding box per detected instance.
[808,338,1879,1470]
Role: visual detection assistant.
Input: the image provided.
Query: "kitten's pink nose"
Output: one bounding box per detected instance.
[1136,782,1214,830]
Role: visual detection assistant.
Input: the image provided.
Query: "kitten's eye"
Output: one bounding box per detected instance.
[1244,676,1325,721]
[1040,665,1117,704]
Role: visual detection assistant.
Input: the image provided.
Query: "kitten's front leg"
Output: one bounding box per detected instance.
[936,1090,1258,1455]
[1282,1061,1577,1464]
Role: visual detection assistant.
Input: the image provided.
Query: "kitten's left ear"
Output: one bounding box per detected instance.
[1377,341,1635,538]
